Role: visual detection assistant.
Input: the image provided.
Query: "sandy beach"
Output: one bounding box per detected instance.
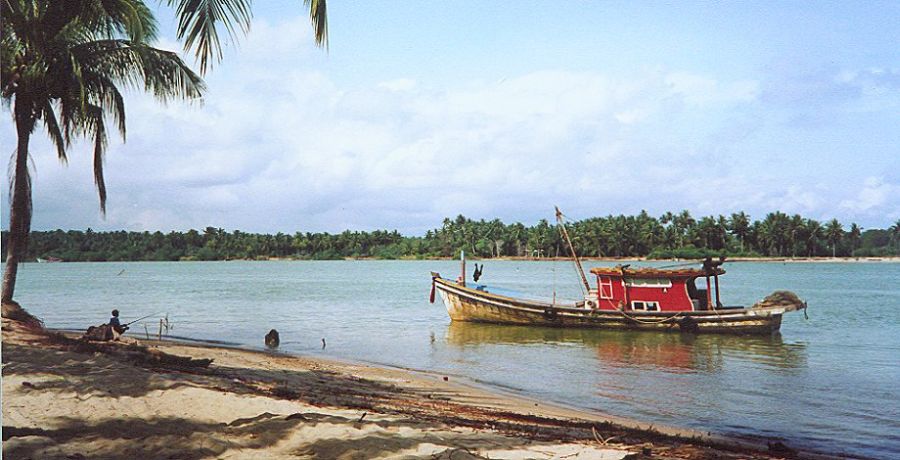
[1,317,835,460]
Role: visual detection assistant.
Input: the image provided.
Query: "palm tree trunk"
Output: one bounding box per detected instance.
[2,103,35,310]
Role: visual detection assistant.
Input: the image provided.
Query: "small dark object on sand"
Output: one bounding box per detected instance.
[265,329,280,348]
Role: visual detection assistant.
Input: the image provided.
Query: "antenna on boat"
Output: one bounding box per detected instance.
[555,206,591,294]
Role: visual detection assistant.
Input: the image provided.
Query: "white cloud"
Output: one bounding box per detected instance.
[2,17,897,234]
[840,177,896,213]
[378,78,417,92]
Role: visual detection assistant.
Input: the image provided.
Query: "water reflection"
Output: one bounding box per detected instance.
[445,322,807,373]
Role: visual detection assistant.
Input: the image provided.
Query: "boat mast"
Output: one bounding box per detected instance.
[459,250,466,286]
[555,207,591,294]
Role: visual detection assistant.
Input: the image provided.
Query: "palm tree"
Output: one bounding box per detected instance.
[696,216,718,249]
[715,215,729,250]
[824,219,844,258]
[728,212,750,252]
[891,220,900,253]
[805,219,823,256]
[2,0,329,319]
[787,214,804,258]
[1,1,205,317]
[848,223,861,255]
[672,210,695,248]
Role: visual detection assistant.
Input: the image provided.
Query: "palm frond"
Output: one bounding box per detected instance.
[168,0,252,74]
[73,39,205,103]
[45,0,158,44]
[41,101,68,163]
[132,44,205,102]
[304,0,328,49]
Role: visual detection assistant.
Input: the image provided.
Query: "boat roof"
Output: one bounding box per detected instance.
[589,266,724,278]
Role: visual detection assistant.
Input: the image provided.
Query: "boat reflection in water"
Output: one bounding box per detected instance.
[445,321,807,374]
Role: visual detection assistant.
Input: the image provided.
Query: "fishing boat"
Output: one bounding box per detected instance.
[36,256,62,263]
[430,209,807,335]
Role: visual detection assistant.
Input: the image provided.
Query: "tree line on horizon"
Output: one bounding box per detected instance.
[4,211,899,262]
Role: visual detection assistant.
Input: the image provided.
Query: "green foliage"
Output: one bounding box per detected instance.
[647,246,726,260]
[4,212,897,262]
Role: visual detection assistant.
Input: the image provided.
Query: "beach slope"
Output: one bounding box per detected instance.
[3,318,799,459]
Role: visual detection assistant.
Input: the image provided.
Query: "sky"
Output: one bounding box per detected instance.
[2,1,898,235]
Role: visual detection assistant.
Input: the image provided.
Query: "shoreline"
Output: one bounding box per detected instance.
[3,319,852,459]
[24,256,900,263]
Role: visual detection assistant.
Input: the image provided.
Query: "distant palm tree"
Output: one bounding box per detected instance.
[729,212,751,253]
[672,210,695,248]
[1,1,204,315]
[787,214,804,258]
[659,211,675,226]
[824,219,844,258]
[890,220,900,252]
[805,219,823,256]
[848,223,861,254]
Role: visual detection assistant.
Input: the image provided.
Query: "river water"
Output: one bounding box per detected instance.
[11,260,899,458]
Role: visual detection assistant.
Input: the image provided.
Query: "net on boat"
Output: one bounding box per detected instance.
[751,291,804,309]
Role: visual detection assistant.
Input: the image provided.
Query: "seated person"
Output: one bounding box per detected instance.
[108,309,129,336]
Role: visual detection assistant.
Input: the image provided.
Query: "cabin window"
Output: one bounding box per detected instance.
[624,278,672,288]
[598,276,614,299]
[632,301,660,311]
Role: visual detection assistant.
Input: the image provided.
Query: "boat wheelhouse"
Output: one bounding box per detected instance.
[588,265,727,313]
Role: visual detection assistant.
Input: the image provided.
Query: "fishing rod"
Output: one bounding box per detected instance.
[124,312,161,326]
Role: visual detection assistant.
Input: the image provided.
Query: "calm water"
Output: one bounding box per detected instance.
[11,260,900,458]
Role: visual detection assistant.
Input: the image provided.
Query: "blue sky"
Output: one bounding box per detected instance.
[2,1,898,234]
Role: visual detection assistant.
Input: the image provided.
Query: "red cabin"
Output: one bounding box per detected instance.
[587,266,726,312]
